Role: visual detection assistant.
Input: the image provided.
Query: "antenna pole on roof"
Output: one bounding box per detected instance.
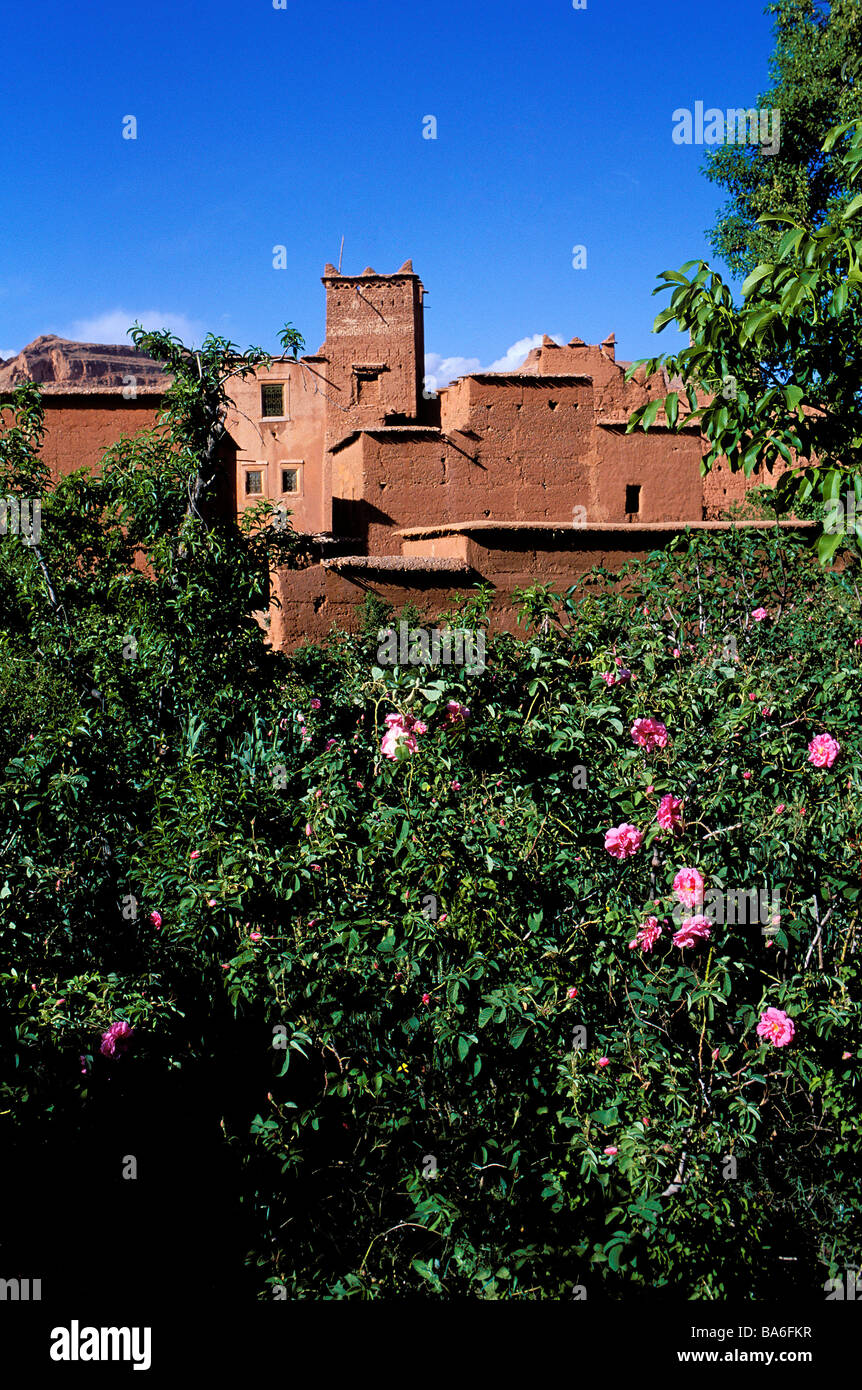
[338,236,344,274]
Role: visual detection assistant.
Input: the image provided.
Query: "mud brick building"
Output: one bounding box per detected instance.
[1,262,795,649]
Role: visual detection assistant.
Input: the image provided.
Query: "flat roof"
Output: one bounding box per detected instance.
[322,555,473,573]
[396,519,816,538]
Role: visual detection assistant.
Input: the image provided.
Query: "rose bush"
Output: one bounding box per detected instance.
[1,383,861,1301]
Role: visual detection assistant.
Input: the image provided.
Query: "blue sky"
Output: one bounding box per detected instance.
[1,0,780,379]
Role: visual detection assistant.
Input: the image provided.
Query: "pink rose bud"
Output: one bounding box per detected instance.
[598,1056,610,1067]
[567,987,578,999]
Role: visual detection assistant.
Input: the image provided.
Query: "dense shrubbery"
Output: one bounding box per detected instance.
[1,384,861,1301]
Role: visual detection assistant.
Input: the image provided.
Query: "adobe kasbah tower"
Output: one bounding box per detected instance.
[320,258,427,441]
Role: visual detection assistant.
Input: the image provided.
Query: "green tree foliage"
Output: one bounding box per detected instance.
[704,0,862,278]
[628,118,862,563]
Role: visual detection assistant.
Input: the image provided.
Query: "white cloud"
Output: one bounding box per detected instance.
[0,348,19,361]
[424,333,563,389]
[488,333,564,372]
[59,309,206,347]
[423,351,481,390]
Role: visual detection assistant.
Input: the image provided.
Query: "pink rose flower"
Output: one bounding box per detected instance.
[756,1007,795,1047]
[566,986,578,999]
[603,1146,618,1156]
[190,851,201,860]
[672,914,712,949]
[381,712,427,760]
[742,771,752,780]
[249,930,261,942]
[598,1056,610,1067]
[443,699,470,724]
[657,793,683,832]
[450,780,461,790]
[672,866,705,908]
[628,915,662,952]
[672,647,681,658]
[310,698,321,710]
[752,607,768,621]
[100,1019,133,1058]
[604,823,643,859]
[631,717,668,750]
[776,802,785,813]
[325,738,338,750]
[149,910,163,929]
[601,672,616,686]
[421,992,431,1005]
[808,733,840,768]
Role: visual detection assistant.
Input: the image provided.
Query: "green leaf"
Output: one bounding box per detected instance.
[740,265,773,298]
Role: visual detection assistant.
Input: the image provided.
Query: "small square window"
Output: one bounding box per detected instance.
[281,467,298,494]
[355,372,380,404]
[245,470,263,495]
[261,384,284,417]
